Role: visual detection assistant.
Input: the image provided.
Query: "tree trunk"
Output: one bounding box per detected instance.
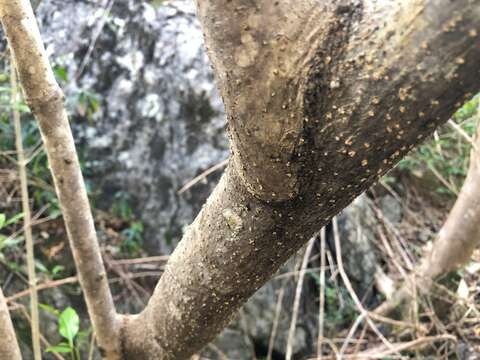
[120,0,480,358]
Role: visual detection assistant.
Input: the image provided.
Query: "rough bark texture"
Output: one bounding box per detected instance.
[121,0,480,358]
[0,287,21,360]
[376,111,480,316]
[0,0,120,358]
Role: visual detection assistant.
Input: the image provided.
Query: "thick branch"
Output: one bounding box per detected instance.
[196,0,329,201]
[0,0,120,357]
[0,287,22,360]
[122,1,480,357]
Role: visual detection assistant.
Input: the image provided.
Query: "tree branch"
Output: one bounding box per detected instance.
[0,0,120,358]
[11,53,41,360]
[0,287,22,360]
[121,0,480,358]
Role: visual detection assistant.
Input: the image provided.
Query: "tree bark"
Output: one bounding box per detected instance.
[375,108,480,317]
[0,0,120,358]
[0,287,22,360]
[121,0,480,358]
[1,0,479,358]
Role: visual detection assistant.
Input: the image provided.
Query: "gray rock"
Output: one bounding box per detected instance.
[379,194,403,224]
[37,0,228,254]
[206,327,256,360]
[336,194,379,299]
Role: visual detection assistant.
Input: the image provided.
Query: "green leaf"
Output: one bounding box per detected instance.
[0,236,24,251]
[89,96,100,113]
[51,265,65,276]
[150,0,165,7]
[46,343,72,353]
[13,102,30,113]
[35,260,49,273]
[48,208,62,219]
[5,212,24,226]
[53,65,68,82]
[39,303,60,317]
[59,307,80,343]
[0,214,5,230]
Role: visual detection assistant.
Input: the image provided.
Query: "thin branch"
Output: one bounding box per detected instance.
[7,276,79,303]
[109,255,169,266]
[286,236,316,360]
[11,53,42,360]
[7,271,163,303]
[308,335,456,359]
[266,279,287,360]
[447,119,478,152]
[75,0,115,79]
[347,334,456,359]
[340,312,366,357]
[427,162,458,195]
[178,159,229,194]
[0,1,120,357]
[317,227,326,359]
[88,333,96,360]
[332,217,395,353]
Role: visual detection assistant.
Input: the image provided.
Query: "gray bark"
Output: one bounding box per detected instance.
[120,0,480,358]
